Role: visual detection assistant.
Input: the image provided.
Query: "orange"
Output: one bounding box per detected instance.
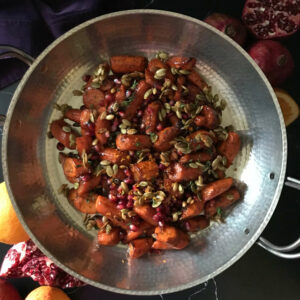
[274,88,299,126]
[0,182,29,244]
[25,286,70,300]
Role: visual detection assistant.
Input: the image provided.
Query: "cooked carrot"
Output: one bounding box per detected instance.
[148,58,167,73]
[181,198,205,220]
[194,105,220,129]
[67,188,97,214]
[50,119,78,149]
[217,131,241,166]
[173,76,185,101]
[125,222,154,242]
[128,238,153,258]
[216,169,225,179]
[153,126,179,152]
[145,68,158,86]
[100,78,114,92]
[96,195,129,230]
[77,175,101,196]
[80,109,91,127]
[76,136,92,156]
[187,83,201,101]
[167,163,203,182]
[98,227,120,246]
[130,161,159,182]
[63,157,90,178]
[201,177,233,202]
[115,85,126,103]
[151,240,171,250]
[124,80,151,120]
[110,55,147,73]
[134,205,158,226]
[181,216,209,232]
[64,108,82,123]
[142,101,161,134]
[179,150,214,164]
[83,89,105,108]
[95,114,111,145]
[167,56,196,70]
[169,114,180,127]
[163,178,182,197]
[100,148,130,165]
[205,188,240,218]
[187,69,208,90]
[116,134,152,151]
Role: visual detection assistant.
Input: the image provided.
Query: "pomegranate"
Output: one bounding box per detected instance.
[242,0,300,39]
[0,240,85,289]
[204,13,247,46]
[248,40,294,85]
[0,279,21,300]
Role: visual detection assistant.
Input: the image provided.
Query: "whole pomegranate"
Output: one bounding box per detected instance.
[0,279,21,300]
[204,13,247,46]
[242,0,300,39]
[0,240,85,289]
[248,40,294,86]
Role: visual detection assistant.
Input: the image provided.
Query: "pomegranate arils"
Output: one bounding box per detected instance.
[242,0,300,39]
[56,142,65,151]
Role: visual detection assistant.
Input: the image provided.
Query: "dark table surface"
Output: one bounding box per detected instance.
[0,1,300,299]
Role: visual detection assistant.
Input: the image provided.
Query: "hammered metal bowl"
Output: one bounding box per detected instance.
[2,10,286,295]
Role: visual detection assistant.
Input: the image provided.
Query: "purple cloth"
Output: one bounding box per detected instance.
[0,0,152,89]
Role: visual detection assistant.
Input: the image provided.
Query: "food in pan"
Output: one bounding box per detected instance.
[50,51,241,258]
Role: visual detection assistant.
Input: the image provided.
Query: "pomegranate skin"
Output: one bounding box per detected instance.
[0,279,21,300]
[248,40,294,86]
[204,13,247,46]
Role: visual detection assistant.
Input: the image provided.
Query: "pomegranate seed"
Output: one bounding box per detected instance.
[86,122,95,131]
[124,169,131,177]
[80,174,91,182]
[140,123,145,129]
[118,194,127,201]
[114,78,121,85]
[105,131,110,138]
[126,90,132,98]
[137,110,143,117]
[56,142,65,151]
[152,214,160,223]
[109,194,117,202]
[185,221,191,231]
[80,105,86,110]
[132,117,138,123]
[107,179,112,185]
[129,224,138,232]
[158,221,165,227]
[159,163,167,170]
[129,151,135,156]
[169,100,175,106]
[124,178,133,184]
[182,113,189,119]
[118,111,125,117]
[94,144,101,152]
[130,216,140,224]
[127,194,134,201]
[126,201,133,208]
[82,74,91,82]
[117,204,125,210]
[117,186,123,193]
[105,93,115,103]
[156,123,163,131]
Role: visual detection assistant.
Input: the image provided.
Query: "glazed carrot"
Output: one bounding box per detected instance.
[99,78,114,92]
[80,109,91,127]
[179,150,214,164]
[167,163,203,182]
[50,119,78,149]
[83,89,105,108]
[181,198,205,220]
[142,101,161,134]
[113,168,126,180]
[110,55,147,73]
[76,136,92,156]
[173,75,185,101]
[151,239,189,250]
[77,175,101,196]
[148,58,167,73]
[128,238,153,259]
[130,161,159,182]
[134,204,158,226]
[115,85,126,103]
[145,68,158,86]
[153,126,179,152]
[95,114,111,145]
[64,108,82,123]
[181,216,210,232]
[205,188,240,218]
[96,195,129,230]
[194,105,220,129]
[125,222,154,242]
[116,134,152,151]
[217,131,241,166]
[100,148,130,165]
[67,188,97,214]
[187,69,208,90]
[124,80,151,120]
[163,178,182,197]
[201,177,233,202]
[154,226,189,249]
[167,56,196,70]
[186,83,201,101]
[98,227,120,246]
[169,114,180,127]
[63,157,90,178]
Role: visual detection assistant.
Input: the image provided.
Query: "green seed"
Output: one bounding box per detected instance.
[106,166,113,177]
[62,126,71,133]
[100,160,111,166]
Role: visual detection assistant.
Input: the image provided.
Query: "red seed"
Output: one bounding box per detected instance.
[80,174,91,182]
[126,201,133,209]
[105,93,115,103]
[129,224,138,232]
[109,194,117,202]
[137,110,143,117]
[56,142,65,151]
[117,204,125,210]
[159,163,167,170]
[82,74,91,82]
[126,90,132,98]
[124,169,131,177]
[124,178,133,185]
[156,123,163,131]
[127,194,134,201]
[114,78,121,85]
[118,111,125,117]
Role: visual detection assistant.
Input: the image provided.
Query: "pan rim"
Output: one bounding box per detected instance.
[2,9,287,295]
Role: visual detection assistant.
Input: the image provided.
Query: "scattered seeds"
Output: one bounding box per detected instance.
[122,119,131,127]
[189,162,199,168]
[139,181,148,187]
[178,184,184,194]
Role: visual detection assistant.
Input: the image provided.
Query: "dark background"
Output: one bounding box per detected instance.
[0,0,299,299]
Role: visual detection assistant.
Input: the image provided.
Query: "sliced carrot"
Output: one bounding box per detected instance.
[128,238,153,258]
[201,177,233,202]
[63,157,90,178]
[98,227,120,246]
[76,136,92,156]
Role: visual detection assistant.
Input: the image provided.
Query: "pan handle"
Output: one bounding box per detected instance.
[257,177,300,259]
[0,45,34,66]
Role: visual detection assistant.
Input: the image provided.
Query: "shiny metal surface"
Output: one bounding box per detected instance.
[2,10,287,295]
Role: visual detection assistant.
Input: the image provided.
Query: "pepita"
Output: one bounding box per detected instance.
[113,164,118,175]
[106,166,114,177]
[106,114,115,120]
[100,160,111,166]
[62,126,71,133]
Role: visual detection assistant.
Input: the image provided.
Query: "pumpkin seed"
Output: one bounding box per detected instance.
[74,182,79,189]
[91,82,101,89]
[152,87,157,95]
[164,103,171,110]
[106,114,114,120]
[106,165,113,177]
[121,182,128,193]
[172,182,178,192]
[113,164,118,175]
[100,160,111,166]
[100,111,107,120]
[178,184,184,194]
[121,75,131,87]
[112,102,119,112]
[139,181,148,187]
[182,201,187,208]
[187,196,192,204]
[176,110,182,119]
[171,67,177,75]
[69,134,76,147]
[156,51,169,61]
[110,88,116,94]
[222,156,227,166]
[127,128,137,135]
[121,128,127,134]
[172,212,179,222]
[161,108,166,119]
[195,92,206,101]
[171,84,178,91]
[72,89,83,96]
[89,113,95,123]
[220,99,227,110]
[144,88,153,100]
[154,68,167,80]
[105,224,112,234]
[122,119,131,126]
[62,126,71,133]
[82,151,88,166]
[158,110,163,122]
[179,69,190,75]
[189,162,199,168]
[92,138,98,146]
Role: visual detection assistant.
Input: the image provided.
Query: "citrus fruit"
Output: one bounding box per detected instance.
[25,286,70,300]
[0,182,29,244]
[274,88,299,126]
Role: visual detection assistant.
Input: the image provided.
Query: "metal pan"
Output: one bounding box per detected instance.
[0,10,298,295]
